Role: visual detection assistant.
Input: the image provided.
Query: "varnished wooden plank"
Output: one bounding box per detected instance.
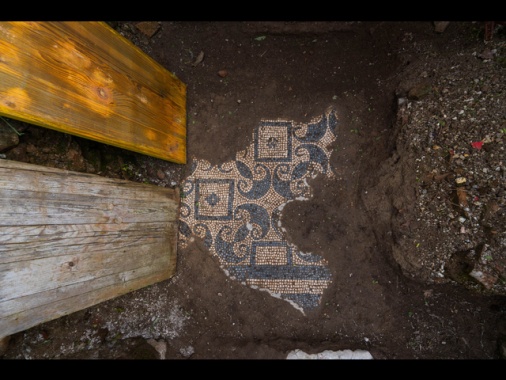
[0,159,179,338]
[0,21,186,164]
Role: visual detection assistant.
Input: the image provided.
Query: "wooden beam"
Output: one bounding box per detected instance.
[0,159,179,338]
[0,22,186,164]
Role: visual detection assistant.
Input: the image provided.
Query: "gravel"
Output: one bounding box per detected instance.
[390,24,506,295]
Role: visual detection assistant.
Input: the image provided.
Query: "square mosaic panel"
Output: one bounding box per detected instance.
[254,121,292,162]
[179,109,340,313]
[195,179,235,221]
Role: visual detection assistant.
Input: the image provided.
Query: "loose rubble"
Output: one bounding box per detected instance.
[390,32,506,295]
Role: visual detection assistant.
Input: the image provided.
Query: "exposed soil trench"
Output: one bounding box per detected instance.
[1,21,505,359]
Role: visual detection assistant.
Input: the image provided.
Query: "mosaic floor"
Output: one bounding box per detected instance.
[178,109,340,313]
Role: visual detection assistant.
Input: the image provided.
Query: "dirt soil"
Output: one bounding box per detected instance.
[1,21,506,360]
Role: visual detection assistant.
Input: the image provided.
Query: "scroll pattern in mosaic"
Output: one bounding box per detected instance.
[179,110,340,313]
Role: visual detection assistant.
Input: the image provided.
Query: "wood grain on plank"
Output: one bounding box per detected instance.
[0,21,186,163]
[0,159,179,338]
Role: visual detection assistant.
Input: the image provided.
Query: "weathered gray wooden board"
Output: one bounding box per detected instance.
[0,159,179,338]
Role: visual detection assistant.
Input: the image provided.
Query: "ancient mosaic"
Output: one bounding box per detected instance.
[179,109,340,313]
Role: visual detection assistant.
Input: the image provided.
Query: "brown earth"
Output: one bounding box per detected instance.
[1,21,506,360]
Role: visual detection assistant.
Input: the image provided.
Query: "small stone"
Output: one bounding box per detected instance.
[469,268,497,290]
[433,21,450,33]
[457,187,468,207]
[156,169,165,180]
[192,51,205,67]
[180,346,195,358]
[147,339,167,360]
[408,83,432,100]
[0,125,19,152]
[135,22,160,38]
[66,148,81,161]
[218,70,228,78]
[26,144,37,154]
[478,49,494,60]
[455,177,466,185]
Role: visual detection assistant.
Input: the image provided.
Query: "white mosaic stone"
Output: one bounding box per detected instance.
[286,349,374,360]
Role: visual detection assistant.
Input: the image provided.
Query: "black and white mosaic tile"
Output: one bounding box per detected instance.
[179,109,340,313]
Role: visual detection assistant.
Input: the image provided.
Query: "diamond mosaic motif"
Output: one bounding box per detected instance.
[195,179,234,221]
[179,109,340,313]
[254,121,292,162]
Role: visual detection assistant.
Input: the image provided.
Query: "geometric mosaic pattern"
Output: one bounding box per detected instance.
[179,109,340,313]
